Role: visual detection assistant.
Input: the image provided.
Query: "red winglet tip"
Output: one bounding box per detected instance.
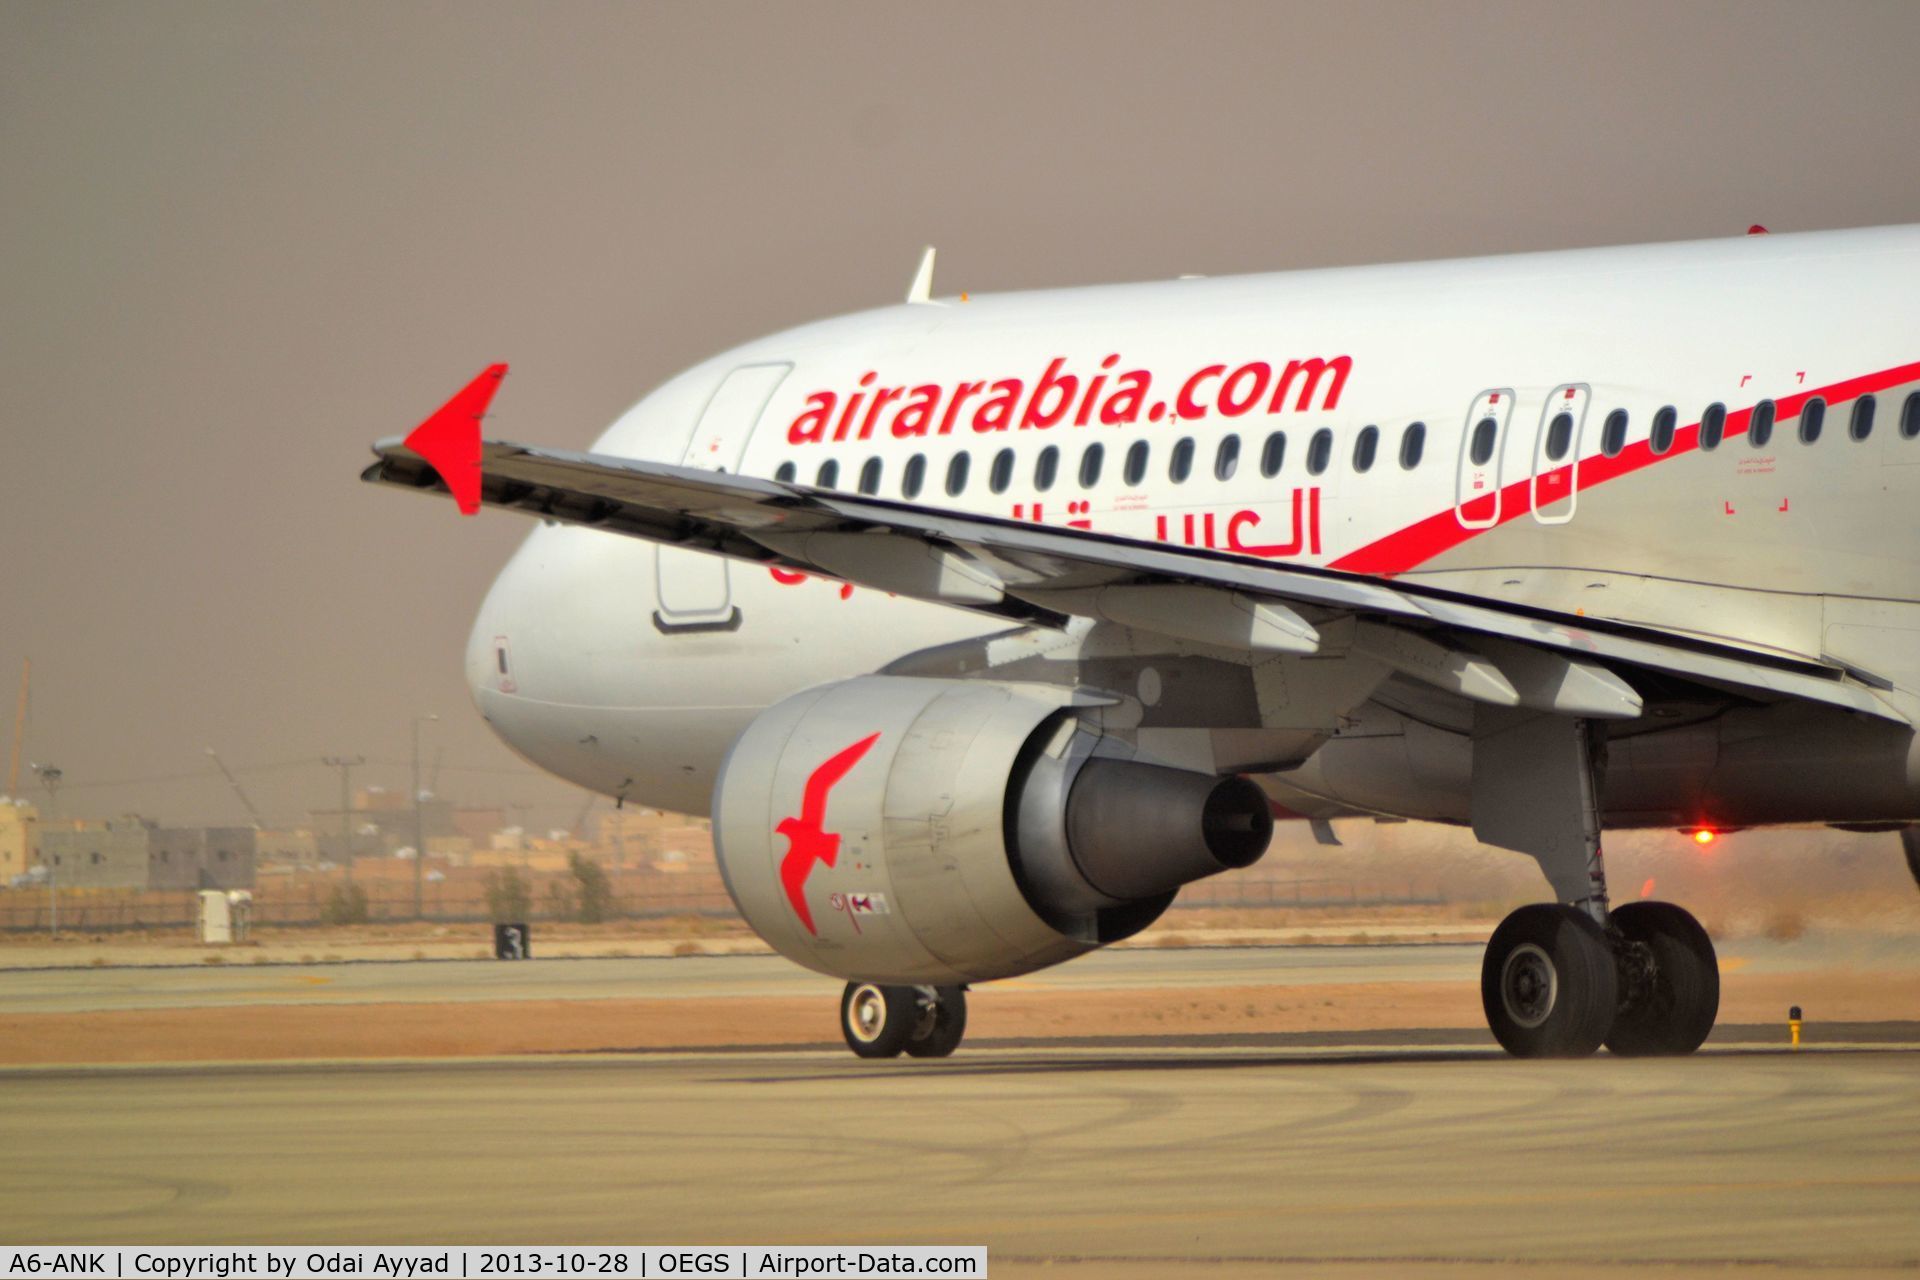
[403,364,507,516]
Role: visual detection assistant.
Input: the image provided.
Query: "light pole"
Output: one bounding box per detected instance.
[322,756,364,880]
[411,714,437,919]
[32,763,61,935]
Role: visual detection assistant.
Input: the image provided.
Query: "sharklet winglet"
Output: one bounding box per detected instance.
[403,363,507,515]
[906,246,936,305]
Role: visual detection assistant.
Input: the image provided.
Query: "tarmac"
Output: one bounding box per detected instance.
[0,944,1488,1013]
[4,937,1919,1275]
[4,1046,1919,1275]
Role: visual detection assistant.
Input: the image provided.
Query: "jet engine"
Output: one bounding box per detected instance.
[713,676,1272,984]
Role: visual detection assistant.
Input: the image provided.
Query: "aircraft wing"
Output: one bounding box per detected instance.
[363,430,1903,725]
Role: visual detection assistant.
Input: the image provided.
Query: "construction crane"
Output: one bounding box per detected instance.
[205,748,264,829]
[7,658,27,798]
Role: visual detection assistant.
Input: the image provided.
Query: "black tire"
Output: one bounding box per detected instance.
[1901,827,1920,892]
[841,982,915,1058]
[1481,903,1618,1058]
[904,986,967,1058]
[1605,901,1719,1057]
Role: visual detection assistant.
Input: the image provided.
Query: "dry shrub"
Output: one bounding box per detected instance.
[671,941,703,957]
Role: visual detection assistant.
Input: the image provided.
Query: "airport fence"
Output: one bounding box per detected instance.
[0,872,1441,932]
[0,873,739,933]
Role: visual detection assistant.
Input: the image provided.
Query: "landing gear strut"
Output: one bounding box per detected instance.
[839,981,967,1059]
[1473,714,1720,1058]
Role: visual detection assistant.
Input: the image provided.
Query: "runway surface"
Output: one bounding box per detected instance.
[5,1046,1918,1275]
[0,944,1477,1013]
[7,930,1912,1014]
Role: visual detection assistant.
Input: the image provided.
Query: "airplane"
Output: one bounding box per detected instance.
[365,224,1920,1060]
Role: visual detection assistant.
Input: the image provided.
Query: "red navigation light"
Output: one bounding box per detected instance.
[1692,828,1717,847]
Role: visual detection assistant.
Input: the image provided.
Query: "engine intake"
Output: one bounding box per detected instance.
[713,675,1271,984]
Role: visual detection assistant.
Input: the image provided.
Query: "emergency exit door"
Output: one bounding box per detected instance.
[1530,383,1590,525]
[654,363,792,631]
[1455,388,1513,529]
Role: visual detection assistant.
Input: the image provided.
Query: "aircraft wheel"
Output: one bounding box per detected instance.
[904,986,967,1058]
[841,981,915,1058]
[1481,904,1618,1058]
[1605,901,1719,1056]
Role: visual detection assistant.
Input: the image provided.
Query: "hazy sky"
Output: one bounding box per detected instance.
[5,1,1919,830]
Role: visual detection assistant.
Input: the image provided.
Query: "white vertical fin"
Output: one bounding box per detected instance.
[906,246,936,304]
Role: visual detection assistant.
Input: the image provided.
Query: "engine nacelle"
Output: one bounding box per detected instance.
[714,676,1271,984]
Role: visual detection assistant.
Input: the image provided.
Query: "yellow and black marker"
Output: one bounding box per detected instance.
[1789,1005,1803,1049]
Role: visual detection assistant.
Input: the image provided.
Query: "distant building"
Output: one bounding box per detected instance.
[255,827,319,866]
[452,807,506,842]
[309,787,456,856]
[39,819,256,889]
[148,827,256,890]
[0,800,38,883]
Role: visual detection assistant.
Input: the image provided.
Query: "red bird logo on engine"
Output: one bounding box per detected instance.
[776,732,880,935]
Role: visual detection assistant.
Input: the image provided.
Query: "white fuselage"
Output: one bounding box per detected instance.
[466,226,1920,817]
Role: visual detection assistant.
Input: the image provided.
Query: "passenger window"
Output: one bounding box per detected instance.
[1467,417,1497,467]
[858,457,882,495]
[902,454,927,499]
[1903,392,1920,439]
[1170,437,1195,482]
[1800,396,1826,444]
[774,461,797,484]
[1352,425,1378,473]
[1399,422,1425,470]
[1600,408,1629,457]
[1544,411,1575,462]
[988,448,1014,494]
[816,459,839,489]
[1124,440,1149,486]
[946,452,970,496]
[1035,445,1059,491]
[1306,428,1333,475]
[1215,434,1241,480]
[1699,403,1726,452]
[1649,405,1677,455]
[1750,399,1776,448]
[1851,394,1876,441]
[1260,431,1287,477]
[1079,443,1104,488]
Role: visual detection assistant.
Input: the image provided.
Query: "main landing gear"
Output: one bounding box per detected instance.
[839,981,968,1059]
[1481,898,1719,1057]
[1474,714,1720,1058]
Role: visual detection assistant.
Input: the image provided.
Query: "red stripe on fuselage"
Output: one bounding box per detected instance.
[1328,360,1920,578]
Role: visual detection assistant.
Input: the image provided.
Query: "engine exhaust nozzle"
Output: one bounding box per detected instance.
[1063,759,1273,902]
